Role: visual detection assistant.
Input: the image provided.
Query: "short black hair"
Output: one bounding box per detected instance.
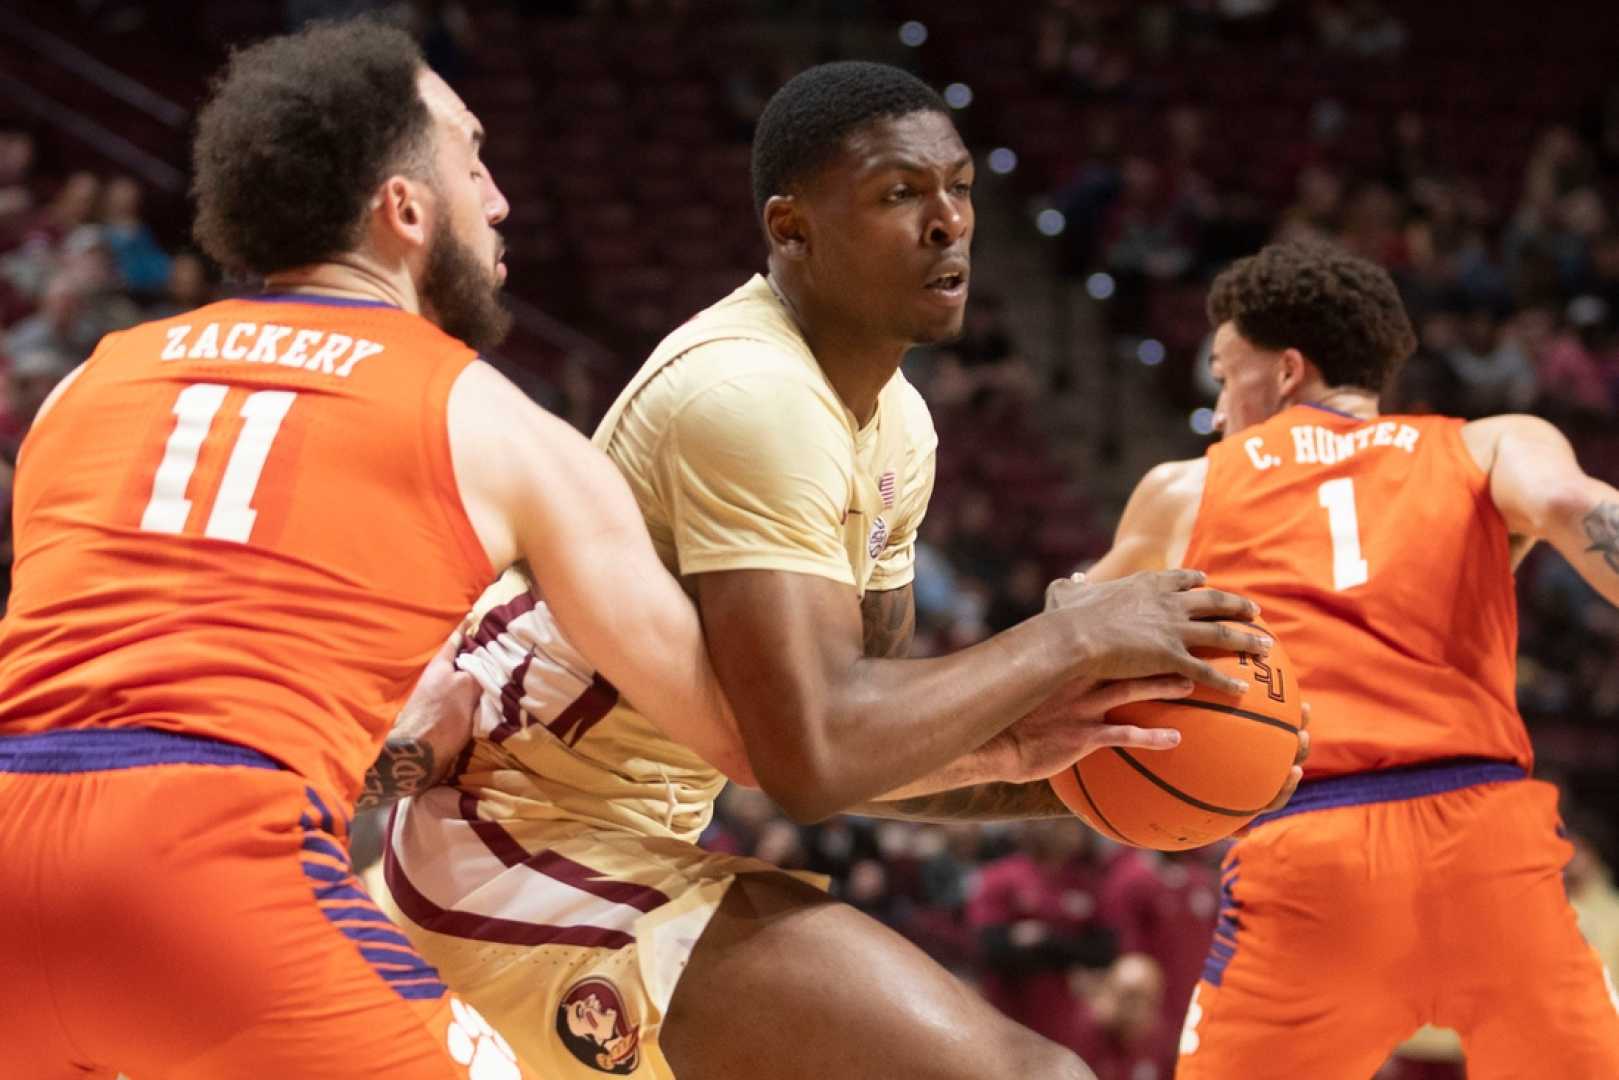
[750,61,949,215]
[1207,240,1418,394]
[191,17,432,276]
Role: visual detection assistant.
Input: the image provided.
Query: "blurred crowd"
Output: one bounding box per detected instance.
[0,131,220,604]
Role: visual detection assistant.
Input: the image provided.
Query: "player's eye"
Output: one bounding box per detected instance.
[952,180,973,196]
[884,186,914,204]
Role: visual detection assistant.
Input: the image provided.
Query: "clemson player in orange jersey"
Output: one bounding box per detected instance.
[0,20,753,1080]
[1088,240,1619,1079]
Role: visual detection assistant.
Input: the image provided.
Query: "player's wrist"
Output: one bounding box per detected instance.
[1055,608,1102,681]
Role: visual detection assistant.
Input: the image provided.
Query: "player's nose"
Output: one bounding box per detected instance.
[484,173,509,226]
[924,195,967,247]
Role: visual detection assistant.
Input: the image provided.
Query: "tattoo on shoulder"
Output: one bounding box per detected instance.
[861,585,916,659]
[1584,502,1619,575]
[356,737,436,811]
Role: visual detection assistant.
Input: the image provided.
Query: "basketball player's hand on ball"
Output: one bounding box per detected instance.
[1045,569,1271,695]
[987,675,1194,783]
[1249,701,1312,822]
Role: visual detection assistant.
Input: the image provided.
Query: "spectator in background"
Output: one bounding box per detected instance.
[1443,303,1538,416]
[1310,0,1407,60]
[5,232,139,362]
[1530,298,1614,417]
[1098,844,1220,1030]
[27,172,101,253]
[0,130,37,247]
[0,173,102,304]
[967,820,1118,1055]
[141,251,215,320]
[97,176,171,297]
[3,346,73,447]
[1072,953,1177,1080]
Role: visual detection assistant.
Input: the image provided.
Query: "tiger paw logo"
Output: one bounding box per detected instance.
[446,997,522,1080]
[555,977,641,1075]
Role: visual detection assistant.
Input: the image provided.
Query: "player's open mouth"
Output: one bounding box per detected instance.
[924,269,968,302]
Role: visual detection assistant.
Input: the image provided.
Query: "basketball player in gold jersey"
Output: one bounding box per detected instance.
[384,63,1299,1079]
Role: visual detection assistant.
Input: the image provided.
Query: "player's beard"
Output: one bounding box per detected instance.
[421,216,512,355]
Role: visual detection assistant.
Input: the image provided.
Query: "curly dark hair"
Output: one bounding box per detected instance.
[750,61,948,216]
[1207,240,1418,393]
[191,18,432,276]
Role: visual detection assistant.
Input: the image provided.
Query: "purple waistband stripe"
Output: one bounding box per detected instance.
[0,728,284,774]
[1248,757,1526,830]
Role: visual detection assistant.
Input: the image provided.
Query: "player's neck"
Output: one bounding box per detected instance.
[807,335,904,428]
[263,255,421,314]
[1296,386,1380,421]
[767,270,901,427]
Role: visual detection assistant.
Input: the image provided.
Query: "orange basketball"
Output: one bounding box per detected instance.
[1049,620,1302,851]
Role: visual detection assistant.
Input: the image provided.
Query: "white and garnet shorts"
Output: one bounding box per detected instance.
[380,787,820,1079]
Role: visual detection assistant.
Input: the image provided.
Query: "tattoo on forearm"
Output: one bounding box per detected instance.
[1584,502,1619,576]
[861,584,916,659]
[855,782,1070,823]
[356,737,436,811]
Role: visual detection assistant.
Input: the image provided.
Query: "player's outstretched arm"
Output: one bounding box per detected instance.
[446,361,756,785]
[358,633,482,809]
[1469,414,1619,608]
[1084,458,1207,583]
[697,565,1266,823]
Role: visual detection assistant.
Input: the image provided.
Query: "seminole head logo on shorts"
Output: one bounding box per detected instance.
[555,977,641,1075]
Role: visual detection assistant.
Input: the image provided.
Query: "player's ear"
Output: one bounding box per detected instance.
[762,195,809,260]
[373,175,431,251]
[1278,348,1308,396]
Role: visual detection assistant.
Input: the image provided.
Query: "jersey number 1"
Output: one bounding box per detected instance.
[1317,477,1369,590]
[140,382,295,543]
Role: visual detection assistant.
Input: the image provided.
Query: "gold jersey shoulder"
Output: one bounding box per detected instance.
[457,277,938,844]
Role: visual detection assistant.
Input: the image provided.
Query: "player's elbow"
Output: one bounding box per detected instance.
[751,760,848,824]
[747,722,858,824]
[1542,477,1603,534]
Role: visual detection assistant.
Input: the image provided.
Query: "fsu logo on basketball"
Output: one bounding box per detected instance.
[555,977,641,1075]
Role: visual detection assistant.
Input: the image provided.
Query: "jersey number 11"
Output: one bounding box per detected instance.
[140,382,296,543]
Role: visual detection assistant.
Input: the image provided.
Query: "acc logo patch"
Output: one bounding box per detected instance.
[555,977,641,1075]
[446,997,522,1080]
[867,515,890,559]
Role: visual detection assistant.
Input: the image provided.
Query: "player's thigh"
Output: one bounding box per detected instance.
[1440,782,1619,1078]
[1457,953,1619,1080]
[48,770,528,1080]
[1445,863,1619,1078]
[1176,821,1419,1080]
[0,772,101,1079]
[660,871,1093,1080]
[1174,973,1407,1080]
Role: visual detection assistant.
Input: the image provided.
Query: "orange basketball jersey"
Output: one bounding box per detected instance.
[0,295,494,802]
[1182,403,1529,778]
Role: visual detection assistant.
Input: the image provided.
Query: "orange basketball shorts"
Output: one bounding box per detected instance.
[1175,759,1619,1080]
[0,727,538,1080]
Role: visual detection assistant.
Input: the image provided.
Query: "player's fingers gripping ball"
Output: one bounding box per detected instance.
[1049,618,1302,850]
